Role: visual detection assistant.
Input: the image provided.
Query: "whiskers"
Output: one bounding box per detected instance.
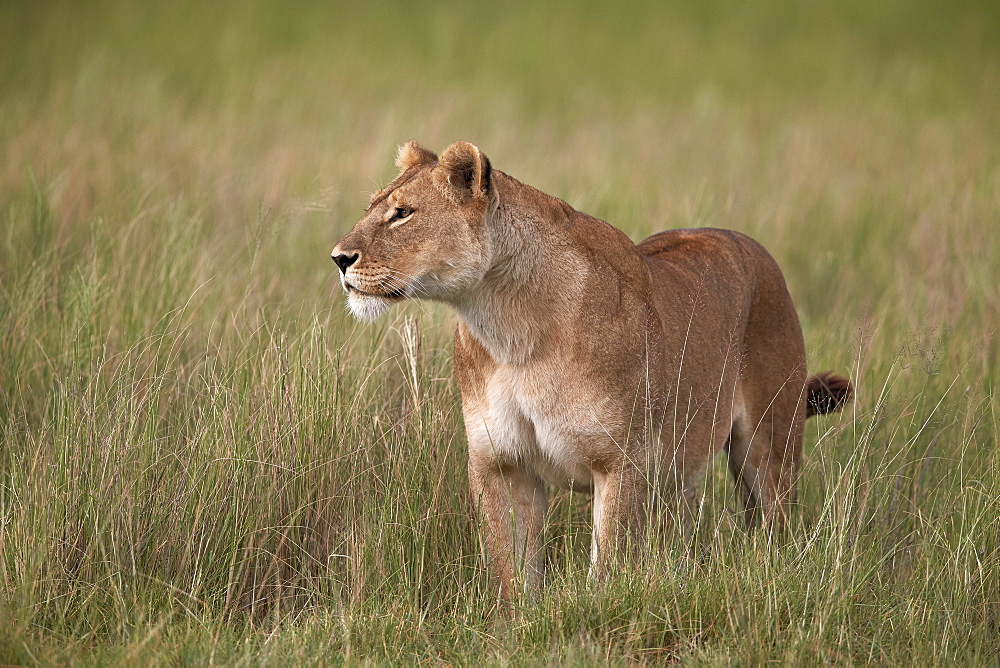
[379,268,422,296]
[379,267,432,317]
[342,264,438,320]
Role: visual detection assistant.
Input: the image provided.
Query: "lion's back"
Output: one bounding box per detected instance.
[637,226,804,385]
[637,227,765,275]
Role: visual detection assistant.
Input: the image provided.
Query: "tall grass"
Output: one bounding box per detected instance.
[1,0,998,663]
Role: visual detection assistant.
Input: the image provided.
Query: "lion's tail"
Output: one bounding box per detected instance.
[805,371,853,418]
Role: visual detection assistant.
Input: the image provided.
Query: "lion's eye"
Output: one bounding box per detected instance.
[394,207,414,219]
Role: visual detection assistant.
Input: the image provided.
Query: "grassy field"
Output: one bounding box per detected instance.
[1,1,998,663]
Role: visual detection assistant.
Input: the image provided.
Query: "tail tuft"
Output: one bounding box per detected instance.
[806,372,853,417]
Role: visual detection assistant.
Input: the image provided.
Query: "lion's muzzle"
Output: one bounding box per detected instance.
[331,250,359,274]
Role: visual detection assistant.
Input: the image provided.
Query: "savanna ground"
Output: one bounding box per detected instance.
[1,1,999,664]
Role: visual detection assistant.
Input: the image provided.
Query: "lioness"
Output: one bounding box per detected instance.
[331,141,851,600]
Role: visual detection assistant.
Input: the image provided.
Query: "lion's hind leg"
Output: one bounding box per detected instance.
[725,382,804,533]
[723,426,761,530]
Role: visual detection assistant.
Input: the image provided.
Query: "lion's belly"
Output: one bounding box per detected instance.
[466,365,619,490]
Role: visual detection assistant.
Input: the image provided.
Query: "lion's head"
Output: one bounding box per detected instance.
[331,141,495,320]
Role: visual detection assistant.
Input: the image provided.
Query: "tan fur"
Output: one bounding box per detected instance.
[332,141,851,602]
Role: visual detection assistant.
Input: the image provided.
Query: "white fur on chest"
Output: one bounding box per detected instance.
[465,363,618,488]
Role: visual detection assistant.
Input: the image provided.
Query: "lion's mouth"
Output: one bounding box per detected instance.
[345,283,406,300]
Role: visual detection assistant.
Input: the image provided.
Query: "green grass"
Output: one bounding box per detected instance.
[1,0,998,663]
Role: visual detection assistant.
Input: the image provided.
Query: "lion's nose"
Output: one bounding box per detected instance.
[332,251,360,274]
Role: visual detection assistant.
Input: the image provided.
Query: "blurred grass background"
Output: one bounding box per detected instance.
[1,0,998,663]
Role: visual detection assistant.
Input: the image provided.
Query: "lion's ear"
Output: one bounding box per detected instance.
[435,141,491,202]
[395,141,438,171]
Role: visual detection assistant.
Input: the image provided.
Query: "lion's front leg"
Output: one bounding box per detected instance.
[590,465,651,577]
[468,455,548,604]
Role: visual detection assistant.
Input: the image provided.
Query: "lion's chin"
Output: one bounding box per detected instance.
[346,292,394,321]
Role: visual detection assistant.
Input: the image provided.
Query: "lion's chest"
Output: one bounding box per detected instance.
[465,363,618,489]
